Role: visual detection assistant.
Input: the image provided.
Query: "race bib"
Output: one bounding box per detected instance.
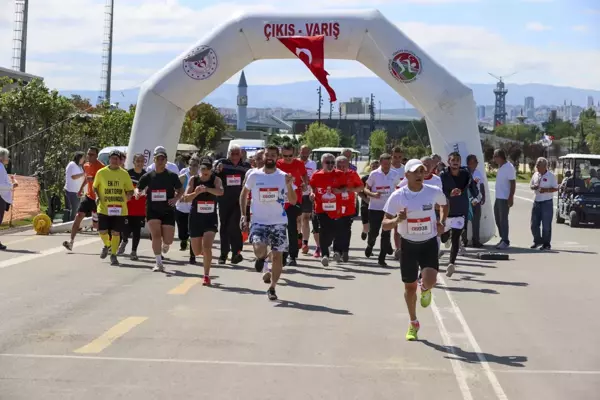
[107,205,122,216]
[407,217,432,235]
[323,200,337,212]
[227,175,241,186]
[447,216,465,230]
[259,188,278,203]
[376,186,391,196]
[151,190,167,202]
[197,201,215,213]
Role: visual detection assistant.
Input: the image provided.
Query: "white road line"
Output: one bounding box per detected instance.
[493,369,600,375]
[489,188,533,203]
[430,299,474,400]
[0,353,443,372]
[0,238,99,270]
[437,275,509,400]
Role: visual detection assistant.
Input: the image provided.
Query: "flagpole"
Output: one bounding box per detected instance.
[317,86,322,126]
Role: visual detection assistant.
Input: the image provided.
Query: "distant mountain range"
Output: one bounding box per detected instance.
[60,78,600,112]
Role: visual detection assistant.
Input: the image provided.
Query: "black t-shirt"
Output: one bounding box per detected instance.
[137,169,182,214]
[127,168,146,188]
[190,174,218,216]
[440,167,478,217]
[360,175,370,204]
[216,159,251,205]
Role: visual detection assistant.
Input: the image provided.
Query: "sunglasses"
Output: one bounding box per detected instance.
[323,160,335,165]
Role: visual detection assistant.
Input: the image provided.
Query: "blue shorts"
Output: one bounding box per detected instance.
[249,223,288,252]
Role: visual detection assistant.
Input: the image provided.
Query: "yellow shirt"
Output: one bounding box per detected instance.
[93,166,134,216]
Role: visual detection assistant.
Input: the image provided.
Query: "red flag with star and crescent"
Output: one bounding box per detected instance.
[277,35,337,102]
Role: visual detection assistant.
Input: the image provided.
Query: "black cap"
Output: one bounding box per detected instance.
[200,157,213,168]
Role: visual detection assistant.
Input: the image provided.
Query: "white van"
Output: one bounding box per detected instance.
[228,139,266,158]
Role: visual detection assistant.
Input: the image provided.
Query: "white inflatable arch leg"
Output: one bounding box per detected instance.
[127,9,494,244]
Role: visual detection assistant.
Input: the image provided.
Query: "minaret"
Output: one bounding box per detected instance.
[237,70,248,131]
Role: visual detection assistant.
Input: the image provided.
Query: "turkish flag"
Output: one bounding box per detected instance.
[278,35,337,102]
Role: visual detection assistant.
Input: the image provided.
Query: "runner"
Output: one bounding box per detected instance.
[146,145,180,174]
[118,153,147,260]
[364,153,401,266]
[63,146,104,251]
[358,160,380,240]
[342,148,358,171]
[276,144,308,266]
[309,153,343,267]
[215,144,251,264]
[176,157,198,263]
[93,150,134,266]
[391,147,406,260]
[298,145,317,255]
[135,146,184,272]
[382,159,448,341]
[240,145,296,300]
[332,155,364,262]
[183,157,224,286]
[439,152,479,277]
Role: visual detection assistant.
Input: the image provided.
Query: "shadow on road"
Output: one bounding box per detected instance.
[167,270,209,279]
[504,247,597,255]
[280,278,334,291]
[460,276,529,287]
[283,268,356,281]
[454,270,487,277]
[212,283,264,295]
[437,285,499,295]
[1,248,37,254]
[420,339,527,368]
[274,300,353,315]
[336,265,392,276]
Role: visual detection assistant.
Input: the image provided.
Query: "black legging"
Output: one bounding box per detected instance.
[316,213,338,257]
[441,228,463,264]
[367,209,391,262]
[218,202,243,258]
[283,205,301,260]
[333,215,353,253]
[122,216,145,252]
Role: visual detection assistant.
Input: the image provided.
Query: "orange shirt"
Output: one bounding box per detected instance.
[310,169,344,218]
[337,169,363,216]
[83,160,105,200]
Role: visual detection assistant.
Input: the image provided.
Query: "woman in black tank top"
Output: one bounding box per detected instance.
[183,157,224,285]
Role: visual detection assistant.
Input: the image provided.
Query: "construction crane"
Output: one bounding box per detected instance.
[488,72,518,127]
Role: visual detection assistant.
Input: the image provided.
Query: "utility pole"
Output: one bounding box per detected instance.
[378,101,382,122]
[317,86,323,126]
[369,93,376,133]
[99,0,115,105]
[329,102,333,120]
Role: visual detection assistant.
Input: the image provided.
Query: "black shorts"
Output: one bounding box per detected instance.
[146,209,176,226]
[97,214,125,233]
[311,213,320,233]
[78,196,97,215]
[360,202,369,224]
[400,236,439,283]
[189,213,218,238]
[301,195,313,213]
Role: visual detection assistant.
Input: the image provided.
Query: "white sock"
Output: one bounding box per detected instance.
[155,255,162,264]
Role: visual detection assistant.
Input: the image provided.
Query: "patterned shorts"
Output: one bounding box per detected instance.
[249,223,288,252]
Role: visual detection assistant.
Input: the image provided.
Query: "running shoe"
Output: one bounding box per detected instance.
[378,259,388,267]
[203,276,211,286]
[218,256,227,265]
[287,258,297,267]
[342,252,349,262]
[130,251,138,261]
[365,246,373,258]
[420,288,432,308]
[321,256,329,267]
[446,263,456,277]
[0,243,6,251]
[189,255,196,265]
[100,246,109,259]
[444,240,451,249]
[496,242,509,250]
[152,264,165,272]
[180,240,188,251]
[263,271,272,284]
[406,322,420,341]
[231,254,243,264]
[255,258,265,272]
[267,287,278,301]
[361,232,367,240]
[332,252,341,263]
[530,243,541,249]
[110,255,119,266]
[162,244,170,254]
[301,244,309,254]
[313,248,321,258]
[117,241,127,255]
[62,241,73,251]
[540,244,552,251]
[459,244,467,256]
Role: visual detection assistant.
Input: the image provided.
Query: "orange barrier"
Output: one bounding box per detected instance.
[7,175,40,225]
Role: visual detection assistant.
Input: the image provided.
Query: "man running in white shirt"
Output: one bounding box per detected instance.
[382,159,448,341]
[240,145,296,301]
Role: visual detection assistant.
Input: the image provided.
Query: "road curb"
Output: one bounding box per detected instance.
[0,224,34,236]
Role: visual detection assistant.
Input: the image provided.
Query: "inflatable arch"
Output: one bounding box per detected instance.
[126,9,494,243]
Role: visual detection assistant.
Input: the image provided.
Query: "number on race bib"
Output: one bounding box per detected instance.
[376,186,391,196]
[407,217,432,235]
[107,205,122,216]
[323,200,336,212]
[227,175,241,186]
[151,190,167,202]
[197,201,215,213]
[259,188,278,203]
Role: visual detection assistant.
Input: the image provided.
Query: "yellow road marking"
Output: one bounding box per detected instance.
[168,278,202,295]
[74,317,147,354]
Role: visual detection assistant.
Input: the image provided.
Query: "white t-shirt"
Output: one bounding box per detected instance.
[366,168,402,210]
[175,171,192,213]
[303,159,317,195]
[471,169,485,201]
[397,174,442,190]
[495,162,516,200]
[530,170,558,202]
[392,165,405,182]
[245,169,290,225]
[383,184,447,242]
[147,161,180,175]
[64,161,84,193]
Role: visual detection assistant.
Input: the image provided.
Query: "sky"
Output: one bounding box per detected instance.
[0,0,598,96]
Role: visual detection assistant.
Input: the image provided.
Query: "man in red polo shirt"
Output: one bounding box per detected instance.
[332,155,364,262]
[276,143,308,266]
[309,153,344,267]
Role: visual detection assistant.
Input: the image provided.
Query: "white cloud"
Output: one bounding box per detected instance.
[572,25,589,32]
[525,22,552,31]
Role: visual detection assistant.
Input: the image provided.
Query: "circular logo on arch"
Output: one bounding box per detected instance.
[389,50,422,83]
[183,45,218,80]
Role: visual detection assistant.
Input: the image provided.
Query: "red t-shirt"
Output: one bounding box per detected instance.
[277,159,306,205]
[310,169,344,218]
[126,169,146,216]
[337,170,363,216]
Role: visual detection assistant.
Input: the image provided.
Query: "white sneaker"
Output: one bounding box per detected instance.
[496,241,509,250]
[152,264,164,272]
[321,256,329,267]
[162,244,170,254]
[332,252,341,262]
[446,263,456,277]
[459,244,467,256]
[444,240,451,249]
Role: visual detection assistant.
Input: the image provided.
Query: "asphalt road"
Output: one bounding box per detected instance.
[0,183,599,400]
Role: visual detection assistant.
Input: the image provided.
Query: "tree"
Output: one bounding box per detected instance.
[493,124,538,142]
[88,105,136,149]
[69,94,95,112]
[577,108,600,154]
[369,129,388,159]
[482,140,495,167]
[302,122,340,149]
[522,143,545,172]
[180,103,227,154]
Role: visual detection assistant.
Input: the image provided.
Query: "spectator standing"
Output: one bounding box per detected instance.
[0,147,18,250]
[493,149,515,249]
[529,157,558,250]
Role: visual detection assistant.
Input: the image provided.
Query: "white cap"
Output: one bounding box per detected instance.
[154,145,167,157]
[405,159,425,172]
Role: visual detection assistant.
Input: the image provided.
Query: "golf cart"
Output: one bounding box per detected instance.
[556,154,600,228]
